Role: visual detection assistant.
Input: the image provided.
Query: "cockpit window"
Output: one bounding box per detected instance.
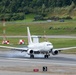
[47,44,51,46]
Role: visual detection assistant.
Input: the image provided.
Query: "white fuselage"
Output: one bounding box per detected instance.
[28,42,53,51]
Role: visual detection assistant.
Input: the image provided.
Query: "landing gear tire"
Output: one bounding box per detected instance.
[44,55,48,58]
[30,55,34,58]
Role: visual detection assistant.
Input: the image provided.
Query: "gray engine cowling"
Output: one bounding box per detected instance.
[27,49,33,54]
[51,50,59,55]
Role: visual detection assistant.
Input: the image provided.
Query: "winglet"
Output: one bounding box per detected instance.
[27,27,32,45]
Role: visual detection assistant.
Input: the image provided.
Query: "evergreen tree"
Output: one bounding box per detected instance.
[0,0,76,21]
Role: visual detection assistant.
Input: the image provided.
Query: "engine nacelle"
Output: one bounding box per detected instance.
[52,50,59,55]
[27,49,33,55]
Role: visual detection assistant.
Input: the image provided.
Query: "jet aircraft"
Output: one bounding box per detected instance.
[0,27,76,58]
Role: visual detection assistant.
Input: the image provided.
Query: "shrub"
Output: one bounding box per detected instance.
[34,15,44,21]
[62,16,72,20]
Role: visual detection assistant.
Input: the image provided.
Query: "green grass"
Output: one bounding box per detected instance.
[16,14,35,22]
[0,38,76,47]
[0,38,76,54]
[0,19,76,36]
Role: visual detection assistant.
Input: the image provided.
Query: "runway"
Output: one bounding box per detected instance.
[0,35,76,38]
[0,49,76,75]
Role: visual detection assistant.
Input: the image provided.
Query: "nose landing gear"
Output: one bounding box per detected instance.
[44,52,50,58]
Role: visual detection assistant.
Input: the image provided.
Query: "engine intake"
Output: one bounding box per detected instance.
[30,50,33,54]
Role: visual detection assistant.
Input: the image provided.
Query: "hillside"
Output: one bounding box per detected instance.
[47,7,76,19]
[0,0,76,21]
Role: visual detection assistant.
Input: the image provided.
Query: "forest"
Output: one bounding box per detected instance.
[0,0,76,21]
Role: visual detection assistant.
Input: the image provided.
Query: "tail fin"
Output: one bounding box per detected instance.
[27,27,32,45]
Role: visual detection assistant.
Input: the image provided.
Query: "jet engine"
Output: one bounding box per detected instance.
[27,49,33,54]
[51,50,59,55]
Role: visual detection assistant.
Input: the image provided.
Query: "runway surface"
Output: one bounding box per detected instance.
[0,49,76,75]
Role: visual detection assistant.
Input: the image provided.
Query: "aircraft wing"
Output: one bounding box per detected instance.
[54,47,76,51]
[0,46,28,51]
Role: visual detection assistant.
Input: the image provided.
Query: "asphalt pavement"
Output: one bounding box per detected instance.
[0,50,76,75]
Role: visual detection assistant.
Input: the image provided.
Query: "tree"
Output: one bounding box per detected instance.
[42,4,46,14]
[0,0,75,21]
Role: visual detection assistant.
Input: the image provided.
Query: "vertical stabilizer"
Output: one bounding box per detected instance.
[27,27,32,45]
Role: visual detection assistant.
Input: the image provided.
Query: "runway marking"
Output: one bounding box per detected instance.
[0,57,76,66]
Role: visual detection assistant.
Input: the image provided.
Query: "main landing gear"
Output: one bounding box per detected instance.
[44,55,49,58]
[29,52,50,58]
[30,54,34,58]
